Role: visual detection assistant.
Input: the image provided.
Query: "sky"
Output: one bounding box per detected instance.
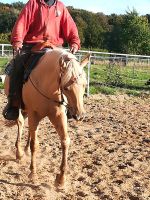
[1,0,150,15]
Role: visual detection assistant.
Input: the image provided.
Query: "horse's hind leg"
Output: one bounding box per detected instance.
[28,112,40,181]
[49,110,70,188]
[16,109,25,160]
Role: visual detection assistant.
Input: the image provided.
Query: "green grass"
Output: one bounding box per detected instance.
[87,64,150,96]
[0,82,4,89]
[90,85,116,95]
[0,57,9,74]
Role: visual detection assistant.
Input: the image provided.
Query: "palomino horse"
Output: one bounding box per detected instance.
[4,49,90,188]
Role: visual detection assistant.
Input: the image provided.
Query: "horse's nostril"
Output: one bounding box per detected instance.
[75,114,85,121]
[67,110,72,119]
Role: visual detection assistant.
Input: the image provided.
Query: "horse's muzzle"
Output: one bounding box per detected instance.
[67,109,85,121]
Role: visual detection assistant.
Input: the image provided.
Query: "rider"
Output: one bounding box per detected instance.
[3,0,80,120]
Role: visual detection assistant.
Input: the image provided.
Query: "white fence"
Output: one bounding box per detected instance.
[0,44,12,57]
[0,44,150,95]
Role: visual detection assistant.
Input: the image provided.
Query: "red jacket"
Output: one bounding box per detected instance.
[11,0,80,49]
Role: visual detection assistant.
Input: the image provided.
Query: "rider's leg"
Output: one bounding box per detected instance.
[3,52,30,120]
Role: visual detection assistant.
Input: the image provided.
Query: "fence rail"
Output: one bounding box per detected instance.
[0,44,150,95]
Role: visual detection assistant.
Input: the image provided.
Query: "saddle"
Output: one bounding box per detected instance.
[24,40,56,81]
[31,40,56,52]
[5,41,56,80]
[23,52,45,82]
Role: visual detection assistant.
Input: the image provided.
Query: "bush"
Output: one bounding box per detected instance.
[0,33,10,43]
[105,63,124,87]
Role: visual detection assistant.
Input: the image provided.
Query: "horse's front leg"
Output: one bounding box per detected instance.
[49,108,70,188]
[28,112,40,181]
[16,109,25,160]
[24,131,30,156]
[56,133,70,188]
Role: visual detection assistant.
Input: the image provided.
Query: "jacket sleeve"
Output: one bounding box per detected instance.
[11,0,34,47]
[61,5,80,49]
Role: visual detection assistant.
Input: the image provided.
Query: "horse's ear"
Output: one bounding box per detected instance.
[80,53,91,68]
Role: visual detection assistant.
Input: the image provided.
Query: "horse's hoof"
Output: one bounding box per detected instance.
[60,164,69,173]
[28,172,38,183]
[55,174,66,189]
[16,150,24,160]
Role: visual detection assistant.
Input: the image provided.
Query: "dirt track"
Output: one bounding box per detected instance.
[0,92,150,200]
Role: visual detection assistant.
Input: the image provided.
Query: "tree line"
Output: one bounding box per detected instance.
[0,2,150,55]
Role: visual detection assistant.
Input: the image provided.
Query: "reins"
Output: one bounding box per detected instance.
[28,75,68,106]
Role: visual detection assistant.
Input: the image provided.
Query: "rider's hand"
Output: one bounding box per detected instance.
[12,42,22,55]
[13,46,21,55]
[70,43,78,54]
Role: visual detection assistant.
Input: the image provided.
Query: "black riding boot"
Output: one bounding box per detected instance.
[3,95,20,120]
[3,53,27,120]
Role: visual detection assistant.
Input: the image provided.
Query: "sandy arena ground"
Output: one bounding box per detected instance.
[0,91,150,200]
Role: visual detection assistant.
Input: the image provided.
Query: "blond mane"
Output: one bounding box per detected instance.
[56,49,86,87]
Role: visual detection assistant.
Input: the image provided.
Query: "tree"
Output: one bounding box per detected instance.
[68,8,87,46]
[0,13,17,33]
[107,14,124,52]
[108,10,150,55]
[80,11,106,49]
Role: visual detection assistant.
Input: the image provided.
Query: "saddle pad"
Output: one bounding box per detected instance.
[24,52,45,82]
[4,53,44,79]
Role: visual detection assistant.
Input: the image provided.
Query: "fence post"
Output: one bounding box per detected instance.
[2,44,4,57]
[87,53,91,96]
[78,53,82,63]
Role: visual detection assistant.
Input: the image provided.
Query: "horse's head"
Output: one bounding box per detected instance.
[59,52,90,120]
